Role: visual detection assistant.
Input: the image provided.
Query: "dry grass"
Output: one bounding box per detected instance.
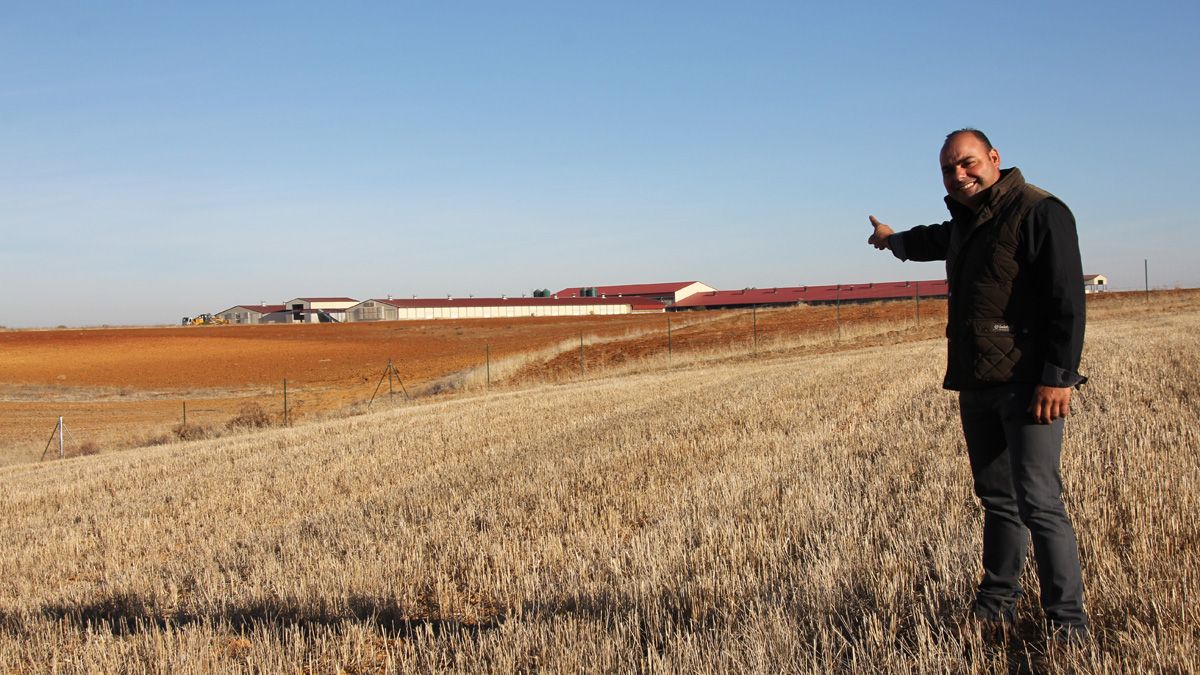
[1,302,936,465]
[0,293,1195,672]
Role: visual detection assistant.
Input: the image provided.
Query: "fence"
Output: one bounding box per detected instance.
[11,297,945,464]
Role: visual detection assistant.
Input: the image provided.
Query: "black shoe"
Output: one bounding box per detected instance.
[976,617,1012,645]
[1048,621,1090,648]
[970,602,1016,624]
[967,606,1015,645]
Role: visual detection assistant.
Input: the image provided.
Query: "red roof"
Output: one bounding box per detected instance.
[555,281,705,298]
[672,280,949,309]
[367,296,651,309]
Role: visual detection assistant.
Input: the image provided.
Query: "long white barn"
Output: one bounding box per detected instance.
[345,296,664,322]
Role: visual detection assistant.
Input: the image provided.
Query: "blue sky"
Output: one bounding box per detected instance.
[3,1,1197,327]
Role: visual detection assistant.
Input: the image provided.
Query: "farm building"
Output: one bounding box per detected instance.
[1084,274,1108,293]
[672,280,950,311]
[274,297,359,323]
[215,304,287,325]
[344,295,662,322]
[555,281,716,307]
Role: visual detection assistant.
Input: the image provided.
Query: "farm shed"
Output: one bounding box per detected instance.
[281,297,359,323]
[344,296,651,322]
[555,281,715,307]
[671,280,949,311]
[215,304,286,325]
[1084,274,1108,293]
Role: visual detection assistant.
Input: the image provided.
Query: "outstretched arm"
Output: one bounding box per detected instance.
[870,215,953,262]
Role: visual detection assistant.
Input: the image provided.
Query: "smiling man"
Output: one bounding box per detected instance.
[867,129,1089,645]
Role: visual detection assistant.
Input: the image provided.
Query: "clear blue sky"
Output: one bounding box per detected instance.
[3,1,1196,327]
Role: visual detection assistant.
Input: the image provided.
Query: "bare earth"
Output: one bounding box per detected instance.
[0,301,944,464]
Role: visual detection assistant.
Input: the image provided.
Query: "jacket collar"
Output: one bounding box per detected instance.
[944,167,1025,224]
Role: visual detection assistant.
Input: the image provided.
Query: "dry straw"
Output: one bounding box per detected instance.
[0,293,1195,672]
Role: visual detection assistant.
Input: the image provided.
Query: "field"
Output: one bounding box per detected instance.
[0,300,938,465]
[0,291,1196,672]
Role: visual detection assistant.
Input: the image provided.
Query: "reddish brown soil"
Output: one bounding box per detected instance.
[0,315,679,462]
[0,315,677,390]
[19,289,1186,464]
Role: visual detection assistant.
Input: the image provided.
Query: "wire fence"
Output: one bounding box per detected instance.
[6,298,946,464]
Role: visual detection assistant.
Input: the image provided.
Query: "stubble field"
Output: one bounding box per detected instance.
[0,300,939,465]
[0,291,1196,672]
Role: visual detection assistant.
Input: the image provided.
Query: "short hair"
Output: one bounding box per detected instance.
[945,128,993,150]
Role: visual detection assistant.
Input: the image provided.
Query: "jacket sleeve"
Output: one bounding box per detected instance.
[890,221,952,262]
[1025,199,1087,387]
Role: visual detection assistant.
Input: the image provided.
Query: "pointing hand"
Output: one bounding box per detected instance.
[868,215,894,250]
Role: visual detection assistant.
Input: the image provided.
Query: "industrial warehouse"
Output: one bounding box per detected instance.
[202,280,951,325]
[199,274,1102,325]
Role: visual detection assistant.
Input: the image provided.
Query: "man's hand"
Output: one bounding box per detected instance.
[1029,385,1072,424]
[868,215,894,250]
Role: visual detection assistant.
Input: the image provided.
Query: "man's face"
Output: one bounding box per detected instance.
[940,133,1001,207]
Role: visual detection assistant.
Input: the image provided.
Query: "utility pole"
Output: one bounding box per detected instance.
[1145,259,1150,302]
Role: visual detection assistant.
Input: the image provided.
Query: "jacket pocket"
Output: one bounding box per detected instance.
[970,320,1027,382]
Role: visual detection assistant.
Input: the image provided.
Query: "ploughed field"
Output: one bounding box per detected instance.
[0,301,943,465]
[0,290,1195,672]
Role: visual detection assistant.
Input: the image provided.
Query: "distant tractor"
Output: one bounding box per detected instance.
[186,314,228,326]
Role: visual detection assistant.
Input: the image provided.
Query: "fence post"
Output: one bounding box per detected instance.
[914,280,920,328]
[486,344,491,389]
[836,287,842,340]
[58,416,64,459]
[387,359,395,400]
[40,418,63,461]
[1145,259,1150,302]
[579,332,585,375]
[752,306,758,356]
[283,379,289,427]
[182,401,187,427]
[667,313,672,365]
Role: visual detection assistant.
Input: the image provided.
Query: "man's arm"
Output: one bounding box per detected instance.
[1024,199,1087,424]
[867,216,952,262]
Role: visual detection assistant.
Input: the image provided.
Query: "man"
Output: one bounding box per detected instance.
[867,129,1089,643]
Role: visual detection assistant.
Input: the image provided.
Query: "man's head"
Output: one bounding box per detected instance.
[940,128,1001,208]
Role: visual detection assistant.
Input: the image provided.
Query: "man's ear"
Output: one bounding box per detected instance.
[989,148,1001,167]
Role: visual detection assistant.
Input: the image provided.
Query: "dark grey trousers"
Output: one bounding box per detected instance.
[959,382,1087,627]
